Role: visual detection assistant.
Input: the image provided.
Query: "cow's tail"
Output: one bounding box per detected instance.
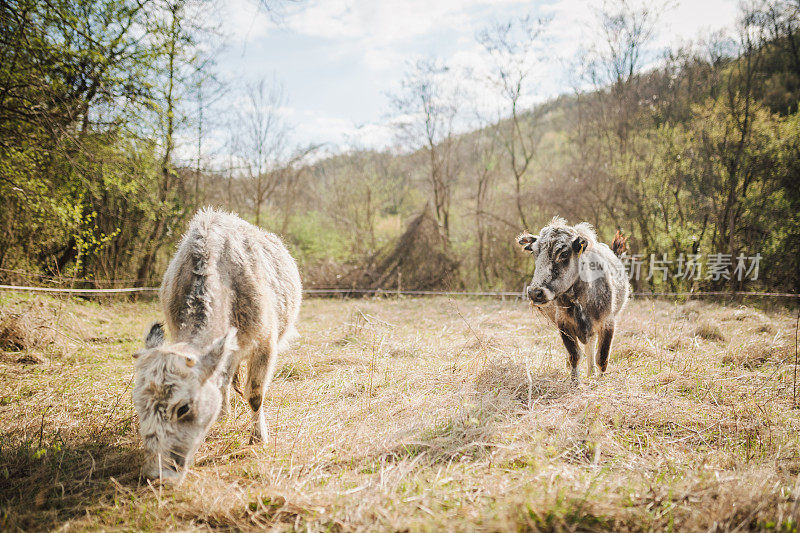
[611,230,628,256]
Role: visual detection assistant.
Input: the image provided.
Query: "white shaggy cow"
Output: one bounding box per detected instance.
[517,217,629,383]
[132,208,302,480]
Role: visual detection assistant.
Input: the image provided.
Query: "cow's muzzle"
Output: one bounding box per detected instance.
[526,285,551,305]
[142,453,184,481]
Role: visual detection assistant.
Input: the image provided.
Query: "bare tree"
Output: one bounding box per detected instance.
[586,0,665,146]
[758,0,800,75]
[713,2,769,257]
[317,151,383,256]
[136,0,210,285]
[235,78,289,226]
[576,1,664,229]
[191,62,227,208]
[391,58,461,246]
[274,143,319,234]
[477,14,549,230]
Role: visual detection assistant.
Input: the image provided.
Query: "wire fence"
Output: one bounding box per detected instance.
[0,284,159,294]
[2,266,798,299]
[0,283,798,299]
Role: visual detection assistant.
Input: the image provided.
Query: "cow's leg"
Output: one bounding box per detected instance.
[220,353,245,419]
[572,302,592,344]
[219,383,231,419]
[560,330,584,384]
[245,335,278,444]
[596,324,615,374]
[585,333,597,377]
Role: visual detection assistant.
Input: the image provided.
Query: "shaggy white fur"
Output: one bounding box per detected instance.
[132,208,302,480]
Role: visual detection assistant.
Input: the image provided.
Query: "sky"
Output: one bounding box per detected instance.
[200,0,741,162]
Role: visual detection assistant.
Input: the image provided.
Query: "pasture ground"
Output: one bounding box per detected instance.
[1,292,799,531]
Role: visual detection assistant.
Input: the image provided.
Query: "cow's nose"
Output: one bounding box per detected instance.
[142,455,181,481]
[527,286,545,303]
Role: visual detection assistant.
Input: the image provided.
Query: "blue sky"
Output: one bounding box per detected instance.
[202,0,740,160]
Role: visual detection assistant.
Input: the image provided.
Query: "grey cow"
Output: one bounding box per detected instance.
[517,217,629,383]
[132,208,302,480]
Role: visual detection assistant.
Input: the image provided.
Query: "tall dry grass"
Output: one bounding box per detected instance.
[0,292,799,531]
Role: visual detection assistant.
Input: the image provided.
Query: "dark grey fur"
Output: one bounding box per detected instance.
[518,217,629,383]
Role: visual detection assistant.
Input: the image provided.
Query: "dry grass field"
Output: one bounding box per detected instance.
[1,292,799,531]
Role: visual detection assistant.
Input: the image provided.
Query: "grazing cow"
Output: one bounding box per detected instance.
[132,208,302,480]
[517,217,629,383]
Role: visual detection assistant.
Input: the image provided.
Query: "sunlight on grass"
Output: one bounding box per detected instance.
[1,293,799,530]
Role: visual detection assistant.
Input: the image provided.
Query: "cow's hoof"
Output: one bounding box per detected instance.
[249,430,268,445]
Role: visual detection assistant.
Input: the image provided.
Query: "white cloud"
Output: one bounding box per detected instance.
[220,0,279,45]
[213,0,745,156]
[660,0,738,49]
[276,0,530,71]
[275,107,394,152]
[283,0,512,42]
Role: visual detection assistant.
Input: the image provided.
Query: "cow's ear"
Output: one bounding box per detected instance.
[571,236,587,255]
[144,323,165,350]
[517,233,537,252]
[200,328,239,385]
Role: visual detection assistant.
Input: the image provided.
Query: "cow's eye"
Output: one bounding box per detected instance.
[557,251,570,262]
[176,404,191,419]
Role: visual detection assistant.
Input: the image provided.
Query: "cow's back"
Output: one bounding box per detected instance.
[586,243,629,317]
[160,209,302,347]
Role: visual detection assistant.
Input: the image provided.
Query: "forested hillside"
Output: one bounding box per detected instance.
[1,0,798,292]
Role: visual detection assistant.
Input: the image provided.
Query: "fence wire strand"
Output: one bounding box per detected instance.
[0,283,797,298]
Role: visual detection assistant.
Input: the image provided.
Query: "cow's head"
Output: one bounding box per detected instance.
[132,323,238,481]
[517,218,594,305]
